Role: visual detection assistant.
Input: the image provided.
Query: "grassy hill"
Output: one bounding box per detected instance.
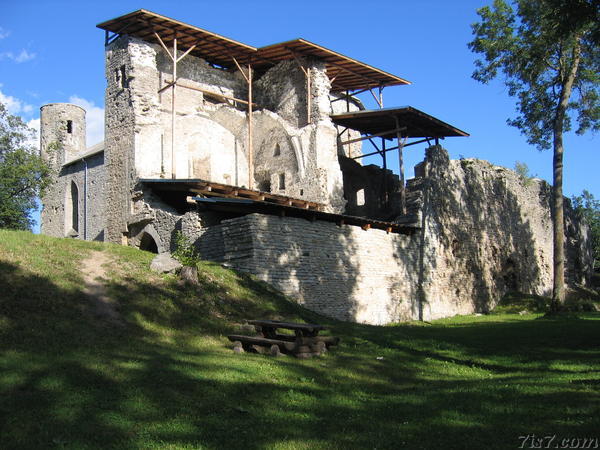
[1,229,599,449]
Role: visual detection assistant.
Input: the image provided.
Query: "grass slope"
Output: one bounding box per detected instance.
[0,229,599,449]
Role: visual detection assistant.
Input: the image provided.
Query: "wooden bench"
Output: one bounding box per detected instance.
[228,320,339,358]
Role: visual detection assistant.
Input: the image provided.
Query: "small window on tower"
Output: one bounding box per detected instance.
[66,120,73,134]
[273,144,281,156]
[120,65,128,88]
[279,173,286,190]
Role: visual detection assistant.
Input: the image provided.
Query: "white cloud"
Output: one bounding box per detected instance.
[26,118,40,151]
[14,49,36,63]
[0,49,36,63]
[68,95,104,146]
[0,27,9,40]
[0,85,34,115]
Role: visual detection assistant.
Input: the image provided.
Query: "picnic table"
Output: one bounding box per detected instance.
[228,319,339,358]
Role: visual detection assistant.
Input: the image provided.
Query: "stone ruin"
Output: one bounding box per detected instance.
[39,10,594,324]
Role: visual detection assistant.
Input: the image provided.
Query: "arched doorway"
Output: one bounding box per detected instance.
[139,232,158,254]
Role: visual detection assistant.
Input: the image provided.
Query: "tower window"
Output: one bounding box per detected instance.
[66,120,73,134]
[115,65,128,88]
[279,173,286,190]
[70,181,79,233]
[273,144,281,156]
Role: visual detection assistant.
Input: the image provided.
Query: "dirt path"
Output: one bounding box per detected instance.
[80,250,124,326]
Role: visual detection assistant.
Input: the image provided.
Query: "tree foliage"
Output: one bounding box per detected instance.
[468,0,599,305]
[0,102,51,230]
[469,0,599,150]
[572,190,600,269]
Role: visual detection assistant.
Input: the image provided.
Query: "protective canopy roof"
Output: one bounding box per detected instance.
[97,9,410,92]
[330,106,469,139]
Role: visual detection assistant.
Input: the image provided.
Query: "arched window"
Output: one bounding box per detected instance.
[70,181,79,233]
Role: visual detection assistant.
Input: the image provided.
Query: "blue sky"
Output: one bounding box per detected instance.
[1,0,598,231]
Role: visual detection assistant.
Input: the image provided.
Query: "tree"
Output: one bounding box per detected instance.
[571,190,600,270]
[468,0,599,309]
[0,101,51,230]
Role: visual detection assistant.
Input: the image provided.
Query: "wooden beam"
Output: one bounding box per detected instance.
[171,34,177,178]
[247,64,254,188]
[340,127,405,145]
[154,31,173,60]
[176,41,199,63]
[395,116,407,215]
[161,80,258,106]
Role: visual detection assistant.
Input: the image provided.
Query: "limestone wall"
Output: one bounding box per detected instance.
[104,37,137,243]
[198,214,420,324]
[40,103,87,237]
[59,153,106,241]
[418,146,593,319]
[194,146,593,325]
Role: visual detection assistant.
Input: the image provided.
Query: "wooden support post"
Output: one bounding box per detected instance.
[340,127,405,146]
[382,138,388,207]
[362,223,371,231]
[395,117,406,215]
[171,34,177,179]
[379,86,384,109]
[306,67,312,125]
[247,64,254,188]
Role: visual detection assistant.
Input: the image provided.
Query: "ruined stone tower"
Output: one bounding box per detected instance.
[40,104,87,237]
[40,103,106,241]
[40,103,86,166]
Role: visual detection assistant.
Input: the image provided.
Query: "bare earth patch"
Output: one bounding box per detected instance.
[80,250,124,326]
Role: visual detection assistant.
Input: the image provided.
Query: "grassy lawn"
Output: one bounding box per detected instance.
[0,229,599,449]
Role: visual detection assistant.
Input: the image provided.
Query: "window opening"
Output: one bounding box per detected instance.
[66,120,73,134]
[70,181,79,232]
[356,188,365,206]
[273,144,281,156]
[279,173,286,190]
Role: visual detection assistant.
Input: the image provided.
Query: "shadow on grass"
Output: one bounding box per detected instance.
[1,259,599,449]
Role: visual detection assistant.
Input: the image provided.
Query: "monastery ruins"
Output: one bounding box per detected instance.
[40,10,594,324]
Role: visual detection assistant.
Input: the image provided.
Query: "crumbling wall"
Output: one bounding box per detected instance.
[417,146,593,319]
[339,156,403,220]
[104,37,137,243]
[194,147,593,325]
[253,59,346,212]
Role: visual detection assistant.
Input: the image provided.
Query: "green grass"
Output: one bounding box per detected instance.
[1,229,599,449]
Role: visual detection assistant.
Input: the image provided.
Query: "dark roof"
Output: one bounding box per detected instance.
[330,106,469,139]
[97,10,410,91]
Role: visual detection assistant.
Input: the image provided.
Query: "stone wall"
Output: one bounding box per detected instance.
[40,103,87,237]
[59,152,106,241]
[195,146,593,324]
[198,214,420,324]
[418,146,593,319]
[104,37,137,243]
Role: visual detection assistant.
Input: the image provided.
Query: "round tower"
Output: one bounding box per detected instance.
[40,103,86,166]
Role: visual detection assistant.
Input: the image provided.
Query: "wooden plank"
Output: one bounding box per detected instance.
[248,319,326,331]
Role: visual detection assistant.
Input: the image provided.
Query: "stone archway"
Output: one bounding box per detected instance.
[139,232,158,254]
